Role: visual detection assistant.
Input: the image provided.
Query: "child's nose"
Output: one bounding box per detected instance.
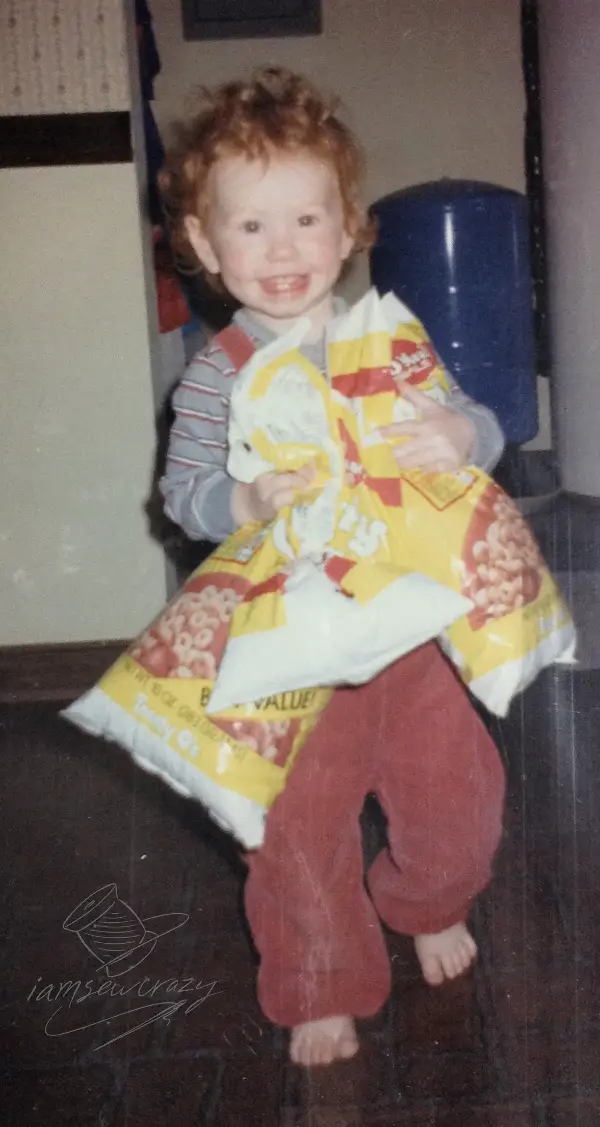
[266,231,295,262]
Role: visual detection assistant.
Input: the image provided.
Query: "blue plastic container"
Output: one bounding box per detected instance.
[369,180,538,444]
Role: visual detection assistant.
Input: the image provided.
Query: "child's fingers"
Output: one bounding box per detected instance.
[269,485,296,512]
[273,465,315,493]
[391,438,432,467]
[290,460,317,482]
[252,462,317,519]
[380,420,423,439]
[295,467,317,489]
[398,384,437,410]
[267,465,316,514]
[392,440,456,472]
[268,470,307,494]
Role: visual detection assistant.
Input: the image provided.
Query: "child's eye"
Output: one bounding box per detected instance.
[298,214,318,227]
[242,220,261,234]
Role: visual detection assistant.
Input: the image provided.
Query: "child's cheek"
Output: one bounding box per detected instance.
[304,228,335,264]
[221,243,257,284]
[324,240,348,274]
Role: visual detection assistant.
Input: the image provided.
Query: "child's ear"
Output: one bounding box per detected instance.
[184,215,220,276]
[341,228,354,261]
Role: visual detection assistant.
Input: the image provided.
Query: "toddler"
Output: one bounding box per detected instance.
[160,67,506,1068]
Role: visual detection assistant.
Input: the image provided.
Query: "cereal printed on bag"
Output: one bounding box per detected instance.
[128,571,310,767]
[461,483,545,628]
[217,717,293,764]
[130,575,247,680]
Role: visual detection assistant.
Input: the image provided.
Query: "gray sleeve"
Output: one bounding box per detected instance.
[446,385,505,474]
[159,346,238,543]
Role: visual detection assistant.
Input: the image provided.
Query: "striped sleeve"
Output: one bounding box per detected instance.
[160,342,238,543]
[447,384,505,473]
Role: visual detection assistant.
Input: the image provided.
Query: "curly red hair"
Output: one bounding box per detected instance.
[160,67,375,282]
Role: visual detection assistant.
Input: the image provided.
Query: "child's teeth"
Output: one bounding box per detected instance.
[268,276,303,290]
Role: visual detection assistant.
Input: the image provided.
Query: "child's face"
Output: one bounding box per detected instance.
[185,150,354,335]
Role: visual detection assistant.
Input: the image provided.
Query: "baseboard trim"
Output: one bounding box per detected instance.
[0,640,128,704]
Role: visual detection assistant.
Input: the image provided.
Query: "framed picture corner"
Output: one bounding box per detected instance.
[181,0,323,42]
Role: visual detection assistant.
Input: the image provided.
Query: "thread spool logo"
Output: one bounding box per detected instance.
[26,883,221,1049]
[62,883,187,976]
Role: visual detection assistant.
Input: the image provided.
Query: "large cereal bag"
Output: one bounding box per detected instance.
[207,291,473,712]
[63,523,332,849]
[209,289,575,717]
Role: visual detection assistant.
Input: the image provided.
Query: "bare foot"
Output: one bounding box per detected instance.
[290,1015,359,1067]
[414,922,477,986]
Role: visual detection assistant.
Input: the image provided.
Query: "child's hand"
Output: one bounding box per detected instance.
[232,464,316,527]
[380,384,476,473]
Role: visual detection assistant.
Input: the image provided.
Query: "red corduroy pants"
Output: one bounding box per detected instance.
[244,641,505,1028]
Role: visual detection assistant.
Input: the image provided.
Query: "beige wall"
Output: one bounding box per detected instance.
[151,0,526,257]
[149,0,551,448]
[0,0,168,646]
[0,165,166,645]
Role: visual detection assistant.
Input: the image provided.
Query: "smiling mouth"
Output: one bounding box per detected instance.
[260,275,310,296]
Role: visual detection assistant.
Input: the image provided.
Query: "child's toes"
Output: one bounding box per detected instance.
[441,952,460,979]
[460,937,477,967]
[449,941,476,978]
[464,933,477,958]
[457,947,471,972]
[415,926,477,986]
[421,955,445,986]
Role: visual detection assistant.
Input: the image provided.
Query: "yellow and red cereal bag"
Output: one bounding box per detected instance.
[63,523,332,849]
[207,292,474,711]
[65,289,576,850]
[209,290,575,717]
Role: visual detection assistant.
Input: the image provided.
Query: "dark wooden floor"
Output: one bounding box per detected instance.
[1,662,599,1127]
[1,493,600,1126]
